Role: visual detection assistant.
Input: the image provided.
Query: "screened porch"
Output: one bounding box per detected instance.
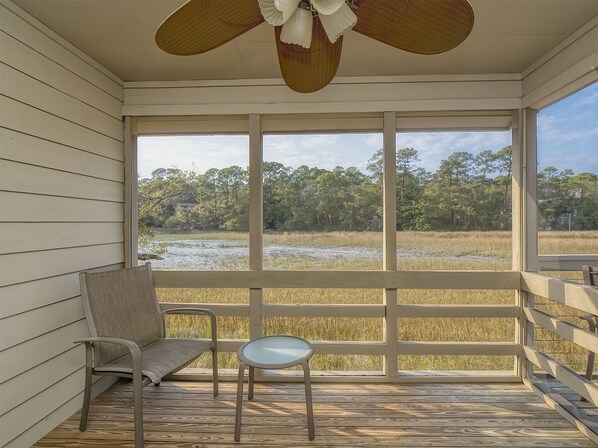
[1,0,598,447]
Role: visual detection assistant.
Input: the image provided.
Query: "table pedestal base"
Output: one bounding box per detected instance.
[234,336,315,442]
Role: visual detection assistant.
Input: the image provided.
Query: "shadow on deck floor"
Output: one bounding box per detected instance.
[35,381,596,447]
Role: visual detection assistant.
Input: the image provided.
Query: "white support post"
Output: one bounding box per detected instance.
[248,114,263,341]
[511,110,524,273]
[511,110,526,378]
[522,108,539,380]
[383,112,398,377]
[524,108,539,273]
[124,116,138,268]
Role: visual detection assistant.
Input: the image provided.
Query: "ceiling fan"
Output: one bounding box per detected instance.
[156,0,474,93]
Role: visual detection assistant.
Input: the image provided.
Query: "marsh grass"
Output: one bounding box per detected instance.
[266,231,382,248]
[157,230,598,373]
[539,231,598,254]
[398,355,515,371]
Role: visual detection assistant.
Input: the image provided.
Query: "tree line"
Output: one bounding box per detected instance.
[138,145,598,236]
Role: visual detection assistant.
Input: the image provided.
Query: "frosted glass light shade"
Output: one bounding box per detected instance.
[319,2,357,44]
[311,0,345,16]
[280,7,313,48]
[275,0,302,22]
[259,0,299,25]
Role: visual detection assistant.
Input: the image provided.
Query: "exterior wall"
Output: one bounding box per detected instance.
[0,1,124,446]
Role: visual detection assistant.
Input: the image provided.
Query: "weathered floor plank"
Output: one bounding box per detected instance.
[35,381,597,447]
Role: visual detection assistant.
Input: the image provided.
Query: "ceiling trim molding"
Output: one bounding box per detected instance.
[123,76,521,117]
[123,73,522,90]
[123,98,521,117]
[522,15,598,109]
[522,14,598,79]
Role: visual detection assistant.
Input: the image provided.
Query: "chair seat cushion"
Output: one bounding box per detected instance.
[94,338,213,383]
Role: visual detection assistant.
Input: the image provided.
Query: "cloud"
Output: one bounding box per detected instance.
[137,83,596,178]
[265,133,379,170]
[397,131,511,171]
[537,83,598,173]
[138,131,514,177]
[137,135,249,178]
[366,134,383,149]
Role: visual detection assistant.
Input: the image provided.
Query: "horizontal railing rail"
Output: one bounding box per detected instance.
[160,302,521,319]
[523,307,598,354]
[154,270,521,289]
[157,270,521,380]
[521,272,598,316]
[523,346,598,403]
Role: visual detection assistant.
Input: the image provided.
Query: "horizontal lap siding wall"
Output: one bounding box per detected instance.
[0,2,124,446]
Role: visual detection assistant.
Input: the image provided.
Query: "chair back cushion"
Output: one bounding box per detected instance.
[81,264,163,365]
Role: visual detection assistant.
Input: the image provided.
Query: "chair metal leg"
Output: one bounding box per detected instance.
[235,362,246,442]
[581,316,596,401]
[132,370,144,448]
[585,351,596,382]
[248,366,255,400]
[302,361,315,440]
[212,347,219,397]
[79,343,93,432]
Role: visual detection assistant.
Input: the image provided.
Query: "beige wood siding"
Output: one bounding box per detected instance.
[0,2,124,446]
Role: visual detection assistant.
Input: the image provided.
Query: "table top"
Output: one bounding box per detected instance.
[238,336,313,369]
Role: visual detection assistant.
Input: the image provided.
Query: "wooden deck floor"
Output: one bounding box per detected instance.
[36,381,596,447]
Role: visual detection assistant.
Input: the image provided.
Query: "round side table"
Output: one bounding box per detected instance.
[234,335,314,442]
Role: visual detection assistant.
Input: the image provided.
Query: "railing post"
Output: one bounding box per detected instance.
[523,109,538,380]
[512,109,525,378]
[523,108,539,273]
[513,108,538,380]
[383,111,398,377]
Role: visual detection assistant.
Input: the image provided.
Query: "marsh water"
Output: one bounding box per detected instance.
[146,238,497,270]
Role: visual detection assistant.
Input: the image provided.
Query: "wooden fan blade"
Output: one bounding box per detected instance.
[275,19,343,93]
[353,0,474,55]
[156,0,264,55]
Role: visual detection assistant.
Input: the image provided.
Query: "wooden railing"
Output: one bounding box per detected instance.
[520,272,598,440]
[154,269,598,437]
[156,269,522,381]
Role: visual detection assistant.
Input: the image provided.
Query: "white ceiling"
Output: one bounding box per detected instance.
[11,0,598,83]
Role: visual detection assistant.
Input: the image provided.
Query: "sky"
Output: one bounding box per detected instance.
[537,81,598,173]
[138,82,597,178]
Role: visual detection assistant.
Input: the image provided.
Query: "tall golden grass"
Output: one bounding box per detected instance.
[157,230,598,373]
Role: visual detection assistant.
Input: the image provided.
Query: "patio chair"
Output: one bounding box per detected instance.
[75,263,218,448]
[580,265,597,382]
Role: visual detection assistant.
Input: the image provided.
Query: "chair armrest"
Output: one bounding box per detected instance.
[74,337,142,373]
[75,336,141,354]
[579,314,597,333]
[161,308,217,346]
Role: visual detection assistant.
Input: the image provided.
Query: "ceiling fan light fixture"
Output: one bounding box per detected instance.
[156,0,475,93]
[310,0,346,16]
[274,0,302,22]
[259,0,294,26]
[280,7,313,48]
[319,2,357,44]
